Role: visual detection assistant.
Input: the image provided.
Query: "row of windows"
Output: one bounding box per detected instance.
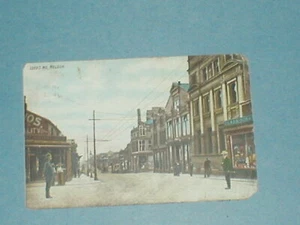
[190,54,241,85]
[166,114,190,139]
[193,80,238,116]
[131,126,147,138]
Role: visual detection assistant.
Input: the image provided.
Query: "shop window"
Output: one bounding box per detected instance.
[231,133,256,169]
[228,80,238,104]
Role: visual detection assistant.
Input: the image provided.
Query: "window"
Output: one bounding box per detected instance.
[174,118,181,137]
[182,114,190,136]
[174,98,180,112]
[214,89,223,109]
[167,121,173,138]
[139,140,145,151]
[225,54,232,62]
[202,68,208,82]
[213,59,220,75]
[190,73,196,84]
[139,125,146,136]
[203,95,210,113]
[193,100,199,116]
[160,130,166,145]
[153,132,158,146]
[207,65,212,78]
[228,80,238,104]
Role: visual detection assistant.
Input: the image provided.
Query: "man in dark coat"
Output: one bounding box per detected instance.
[43,153,55,198]
[204,158,211,178]
[189,162,194,177]
[221,151,233,189]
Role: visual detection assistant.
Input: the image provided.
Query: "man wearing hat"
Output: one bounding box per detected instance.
[221,150,233,189]
[43,153,55,198]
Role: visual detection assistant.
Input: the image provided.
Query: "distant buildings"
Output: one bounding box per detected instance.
[164,81,191,173]
[130,108,156,172]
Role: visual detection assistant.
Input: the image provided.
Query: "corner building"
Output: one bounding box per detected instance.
[188,54,256,178]
[165,82,192,173]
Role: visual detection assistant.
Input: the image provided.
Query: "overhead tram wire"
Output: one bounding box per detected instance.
[102,72,189,141]
[102,62,188,141]
[102,60,188,141]
[101,60,187,140]
[139,73,189,110]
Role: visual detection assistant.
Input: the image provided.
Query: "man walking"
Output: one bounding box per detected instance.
[204,158,211,178]
[221,150,233,189]
[43,153,55,198]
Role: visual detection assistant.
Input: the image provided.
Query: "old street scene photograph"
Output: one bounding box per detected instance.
[23,55,257,209]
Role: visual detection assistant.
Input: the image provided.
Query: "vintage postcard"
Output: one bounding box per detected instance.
[23,54,257,209]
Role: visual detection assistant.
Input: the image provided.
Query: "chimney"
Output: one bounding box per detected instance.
[137,108,141,125]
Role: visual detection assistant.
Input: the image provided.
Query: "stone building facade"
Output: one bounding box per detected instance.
[165,81,192,173]
[188,54,256,177]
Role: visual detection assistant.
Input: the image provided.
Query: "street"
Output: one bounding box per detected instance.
[26,172,257,209]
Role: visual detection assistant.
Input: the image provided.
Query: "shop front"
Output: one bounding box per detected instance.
[224,115,257,179]
[131,151,153,172]
[25,110,73,182]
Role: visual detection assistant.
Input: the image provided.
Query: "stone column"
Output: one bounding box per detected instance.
[237,74,244,117]
[189,100,194,136]
[198,96,204,134]
[222,82,228,121]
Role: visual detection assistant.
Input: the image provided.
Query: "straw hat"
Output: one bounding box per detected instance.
[221,150,228,155]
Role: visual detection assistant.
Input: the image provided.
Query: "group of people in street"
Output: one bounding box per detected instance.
[42,150,234,199]
[172,150,234,190]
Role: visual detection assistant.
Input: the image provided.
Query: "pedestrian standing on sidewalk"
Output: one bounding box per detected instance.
[43,153,55,198]
[188,162,194,176]
[221,150,233,189]
[204,158,211,178]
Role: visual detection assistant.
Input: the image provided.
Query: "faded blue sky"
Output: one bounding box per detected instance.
[23,56,188,157]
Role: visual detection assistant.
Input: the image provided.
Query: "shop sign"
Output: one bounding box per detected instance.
[224,115,253,126]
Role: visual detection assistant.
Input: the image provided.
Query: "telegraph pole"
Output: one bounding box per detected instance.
[86,136,90,177]
[89,110,101,180]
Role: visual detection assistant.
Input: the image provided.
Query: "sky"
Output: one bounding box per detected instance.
[23,56,189,159]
